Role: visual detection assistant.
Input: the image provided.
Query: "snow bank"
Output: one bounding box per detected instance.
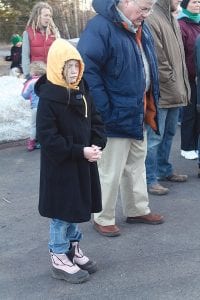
[0,76,31,142]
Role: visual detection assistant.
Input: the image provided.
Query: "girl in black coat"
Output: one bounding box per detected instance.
[36,39,106,283]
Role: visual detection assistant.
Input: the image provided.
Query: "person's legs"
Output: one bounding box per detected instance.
[120,133,150,217]
[145,108,169,194]
[181,81,198,152]
[94,138,130,226]
[49,219,89,283]
[145,125,160,186]
[121,132,164,224]
[49,219,82,254]
[157,107,179,178]
[177,107,183,125]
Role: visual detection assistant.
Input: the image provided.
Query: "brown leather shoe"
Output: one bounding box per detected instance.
[93,222,120,237]
[126,213,164,225]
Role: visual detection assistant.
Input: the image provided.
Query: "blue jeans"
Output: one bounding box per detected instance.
[48,219,82,254]
[145,107,179,186]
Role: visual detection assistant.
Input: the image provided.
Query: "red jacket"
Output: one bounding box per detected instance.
[27,27,55,63]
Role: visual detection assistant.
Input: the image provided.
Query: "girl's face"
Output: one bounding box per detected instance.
[40,8,52,28]
[187,0,200,13]
[63,60,80,84]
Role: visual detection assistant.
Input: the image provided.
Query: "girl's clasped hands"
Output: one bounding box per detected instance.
[83,145,102,162]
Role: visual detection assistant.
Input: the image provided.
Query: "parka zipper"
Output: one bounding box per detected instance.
[82,95,88,118]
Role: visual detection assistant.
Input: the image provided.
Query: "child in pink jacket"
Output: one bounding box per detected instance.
[22,61,46,151]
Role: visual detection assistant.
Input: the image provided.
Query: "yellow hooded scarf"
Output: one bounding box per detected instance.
[47,38,84,90]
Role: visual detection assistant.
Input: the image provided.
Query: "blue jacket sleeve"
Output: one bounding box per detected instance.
[77,21,111,124]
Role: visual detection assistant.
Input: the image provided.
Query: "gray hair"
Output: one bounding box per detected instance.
[117,0,156,7]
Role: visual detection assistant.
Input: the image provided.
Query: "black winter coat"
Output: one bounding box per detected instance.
[36,76,107,223]
[5,46,22,71]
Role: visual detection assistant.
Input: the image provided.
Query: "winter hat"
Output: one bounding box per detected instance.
[180,0,190,9]
[47,38,84,90]
[11,34,22,46]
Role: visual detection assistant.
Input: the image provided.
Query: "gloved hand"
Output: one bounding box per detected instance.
[5,55,11,61]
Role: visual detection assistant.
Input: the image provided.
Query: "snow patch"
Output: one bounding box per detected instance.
[0,76,31,142]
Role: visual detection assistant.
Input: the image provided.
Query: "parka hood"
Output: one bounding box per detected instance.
[155,0,172,19]
[92,0,122,22]
[47,38,84,90]
[35,74,47,97]
[35,74,87,107]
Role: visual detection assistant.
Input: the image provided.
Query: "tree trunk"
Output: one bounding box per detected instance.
[73,0,79,37]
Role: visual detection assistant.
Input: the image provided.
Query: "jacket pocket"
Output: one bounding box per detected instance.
[104,54,123,79]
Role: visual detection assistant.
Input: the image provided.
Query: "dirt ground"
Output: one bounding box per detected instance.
[0,44,11,76]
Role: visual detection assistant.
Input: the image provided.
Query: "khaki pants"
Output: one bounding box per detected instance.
[94,133,150,226]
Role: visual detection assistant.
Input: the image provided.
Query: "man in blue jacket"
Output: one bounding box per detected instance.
[78,0,164,237]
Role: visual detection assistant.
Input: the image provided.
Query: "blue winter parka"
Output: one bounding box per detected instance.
[78,0,159,140]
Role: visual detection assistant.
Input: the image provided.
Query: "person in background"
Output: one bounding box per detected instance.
[22,1,59,79]
[195,35,200,177]
[36,39,107,283]
[22,61,46,151]
[145,0,190,196]
[178,0,200,160]
[5,34,23,77]
[172,3,182,17]
[78,0,164,238]
[172,5,183,127]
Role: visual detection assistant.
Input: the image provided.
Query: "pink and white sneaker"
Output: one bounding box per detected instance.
[72,242,97,274]
[27,139,35,151]
[50,249,89,284]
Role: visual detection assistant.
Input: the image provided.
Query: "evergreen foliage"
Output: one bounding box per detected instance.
[0,0,94,41]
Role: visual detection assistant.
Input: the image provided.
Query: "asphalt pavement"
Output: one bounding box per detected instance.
[0,127,200,300]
